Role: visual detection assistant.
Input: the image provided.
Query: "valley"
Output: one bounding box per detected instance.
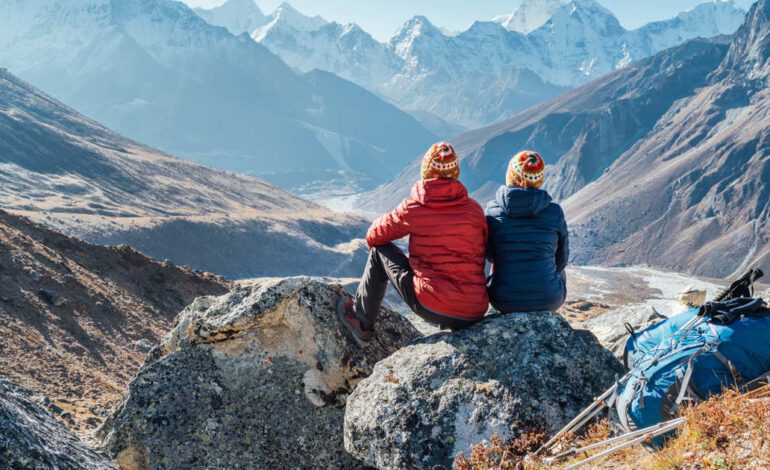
[2,0,770,468]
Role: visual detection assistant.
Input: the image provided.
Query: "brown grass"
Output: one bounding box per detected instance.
[455,387,770,470]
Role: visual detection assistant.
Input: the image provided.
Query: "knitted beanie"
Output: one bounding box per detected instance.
[421,142,460,180]
[507,150,545,189]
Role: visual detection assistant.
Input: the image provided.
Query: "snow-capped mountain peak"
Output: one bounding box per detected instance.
[198,0,747,129]
[271,2,328,31]
[494,0,566,33]
[193,0,267,35]
[388,15,444,57]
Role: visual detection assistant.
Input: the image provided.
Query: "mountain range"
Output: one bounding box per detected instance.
[360,36,732,210]
[197,0,747,128]
[368,0,770,278]
[0,67,369,279]
[0,0,435,192]
[564,0,770,277]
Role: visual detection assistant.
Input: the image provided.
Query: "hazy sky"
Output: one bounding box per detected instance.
[181,0,755,41]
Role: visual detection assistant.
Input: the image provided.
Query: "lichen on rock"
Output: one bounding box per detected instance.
[97,277,421,469]
[343,311,624,470]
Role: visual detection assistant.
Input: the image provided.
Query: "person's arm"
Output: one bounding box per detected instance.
[484,215,494,264]
[556,208,570,273]
[366,199,411,248]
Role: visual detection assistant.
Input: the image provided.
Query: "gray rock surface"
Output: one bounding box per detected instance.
[0,377,115,469]
[344,312,624,470]
[583,304,666,362]
[97,277,421,470]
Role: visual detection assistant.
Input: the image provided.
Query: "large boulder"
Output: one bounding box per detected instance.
[344,312,624,469]
[0,377,115,469]
[96,278,421,469]
[583,304,666,362]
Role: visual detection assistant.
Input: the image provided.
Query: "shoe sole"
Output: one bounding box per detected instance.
[336,294,371,348]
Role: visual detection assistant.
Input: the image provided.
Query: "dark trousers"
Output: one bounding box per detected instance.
[356,243,481,331]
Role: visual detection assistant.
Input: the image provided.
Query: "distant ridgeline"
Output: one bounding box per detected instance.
[364,0,770,279]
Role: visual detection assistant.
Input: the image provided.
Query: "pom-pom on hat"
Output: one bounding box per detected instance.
[421,142,460,180]
[507,150,545,189]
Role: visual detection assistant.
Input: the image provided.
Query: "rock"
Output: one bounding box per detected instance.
[676,287,707,308]
[133,339,153,352]
[25,268,42,281]
[36,289,62,306]
[97,277,421,470]
[344,312,624,470]
[583,304,666,362]
[0,377,115,469]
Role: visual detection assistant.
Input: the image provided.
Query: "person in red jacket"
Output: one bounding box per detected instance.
[338,142,489,346]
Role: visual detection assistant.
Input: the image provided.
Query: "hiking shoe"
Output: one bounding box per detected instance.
[336,295,373,347]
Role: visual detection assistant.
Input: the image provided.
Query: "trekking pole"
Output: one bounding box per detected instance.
[536,373,630,456]
[560,418,685,469]
[543,417,685,465]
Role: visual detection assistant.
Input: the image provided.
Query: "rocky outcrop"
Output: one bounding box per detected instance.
[344,312,624,469]
[97,278,421,469]
[583,305,666,362]
[0,378,115,469]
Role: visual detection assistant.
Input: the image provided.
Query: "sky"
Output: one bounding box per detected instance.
[181,0,756,41]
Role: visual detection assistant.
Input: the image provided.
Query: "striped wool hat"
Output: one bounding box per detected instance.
[421,142,460,180]
[507,150,545,189]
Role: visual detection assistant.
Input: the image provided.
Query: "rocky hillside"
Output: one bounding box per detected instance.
[361,36,731,212]
[0,209,229,436]
[0,67,370,279]
[564,0,770,278]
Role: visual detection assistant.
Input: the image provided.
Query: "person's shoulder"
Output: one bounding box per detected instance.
[546,201,566,222]
[467,197,488,217]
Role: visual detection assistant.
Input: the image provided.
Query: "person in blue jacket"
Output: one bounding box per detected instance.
[485,150,569,313]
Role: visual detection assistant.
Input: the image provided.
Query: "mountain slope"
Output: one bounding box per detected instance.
[0,0,434,190]
[0,67,369,278]
[238,0,745,128]
[360,36,731,212]
[0,209,229,436]
[563,0,770,277]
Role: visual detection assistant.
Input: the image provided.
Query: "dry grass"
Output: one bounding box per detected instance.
[455,387,770,469]
[646,388,770,469]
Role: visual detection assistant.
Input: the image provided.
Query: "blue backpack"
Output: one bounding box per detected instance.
[615,295,770,443]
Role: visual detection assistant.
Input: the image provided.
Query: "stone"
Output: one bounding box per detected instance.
[676,287,707,308]
[0,377,115,469]
[583,304,666,362]
[97,277,421,470]
[344,312,624,470]
[133,339,153,352]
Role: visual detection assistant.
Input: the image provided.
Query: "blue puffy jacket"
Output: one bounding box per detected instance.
[485,186,568,313]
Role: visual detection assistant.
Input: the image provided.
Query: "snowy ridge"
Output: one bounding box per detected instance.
[193,0,746,128]
[494,0,567,33]
[193,0,268,35]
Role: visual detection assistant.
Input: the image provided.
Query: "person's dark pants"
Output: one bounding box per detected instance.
[356,243,481,331]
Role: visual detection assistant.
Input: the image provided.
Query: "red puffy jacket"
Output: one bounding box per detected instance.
[366,179,489,318]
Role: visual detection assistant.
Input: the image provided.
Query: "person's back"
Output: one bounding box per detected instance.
[337,142,489,347]
[371,177,489,317]
[485,151,568,313]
